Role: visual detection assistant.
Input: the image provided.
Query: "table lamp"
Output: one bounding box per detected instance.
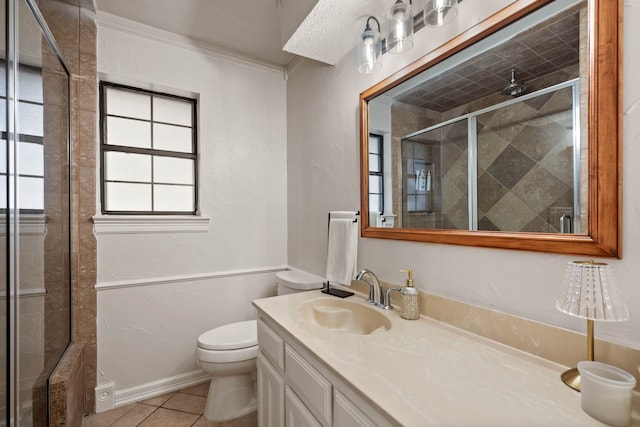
[555,260,629,391]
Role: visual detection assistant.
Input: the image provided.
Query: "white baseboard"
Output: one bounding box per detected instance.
[95,382,115,413]
[113,370,210,409]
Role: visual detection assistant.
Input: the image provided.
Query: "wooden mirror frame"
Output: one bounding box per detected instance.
[359,0,621,257]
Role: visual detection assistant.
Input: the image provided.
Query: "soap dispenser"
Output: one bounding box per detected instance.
[400,269,420,320]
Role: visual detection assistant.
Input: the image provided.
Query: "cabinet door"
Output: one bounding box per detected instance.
[334,390,376,427]
[285,345,332,425]
[286,386,322,427]
[257,352,285,427]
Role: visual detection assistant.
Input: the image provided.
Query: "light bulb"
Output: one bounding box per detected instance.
[363,35,373,46]
[395,20,405,40]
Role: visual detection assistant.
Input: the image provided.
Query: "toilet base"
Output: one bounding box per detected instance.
[203,372,257,422]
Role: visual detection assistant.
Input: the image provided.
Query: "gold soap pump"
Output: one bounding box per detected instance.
[400,269,420,320]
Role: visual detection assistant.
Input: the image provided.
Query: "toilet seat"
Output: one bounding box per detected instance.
[196,320,258,363]
[196,344,258,363]
[198,320,257,350]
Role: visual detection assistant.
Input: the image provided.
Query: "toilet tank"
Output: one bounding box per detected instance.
[276,269,324,295]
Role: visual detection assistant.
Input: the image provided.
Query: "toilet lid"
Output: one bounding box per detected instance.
[197,320,257,350]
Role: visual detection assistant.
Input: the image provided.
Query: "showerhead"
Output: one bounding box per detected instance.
[502,68,527,96]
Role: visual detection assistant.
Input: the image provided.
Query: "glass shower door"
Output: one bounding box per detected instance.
[476,85,578,233]
[4,0,72,425]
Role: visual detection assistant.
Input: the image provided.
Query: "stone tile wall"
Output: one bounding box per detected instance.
[36,0,97,422]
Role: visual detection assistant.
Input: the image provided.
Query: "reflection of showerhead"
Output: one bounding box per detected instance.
[502,68,527,96]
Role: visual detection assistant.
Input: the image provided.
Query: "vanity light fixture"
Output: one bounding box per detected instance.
[386,0,414,54]
[424,0,457,27]
[358,16,383,74]
[358,0,462,73]
[555,260,629,391]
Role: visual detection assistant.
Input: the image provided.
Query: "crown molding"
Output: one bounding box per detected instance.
[284,56,306,80]
[96,11,286,77]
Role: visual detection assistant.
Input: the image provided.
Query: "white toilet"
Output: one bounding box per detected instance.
[195,269,324,421]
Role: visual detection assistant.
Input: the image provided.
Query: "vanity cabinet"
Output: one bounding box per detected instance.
[257,318,395,427]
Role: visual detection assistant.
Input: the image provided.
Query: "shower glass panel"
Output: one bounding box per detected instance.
[400,80,580,233]
[402,119,469,230]
[477,85,577,233]
[1,1,7,423]
[4,0,72,425]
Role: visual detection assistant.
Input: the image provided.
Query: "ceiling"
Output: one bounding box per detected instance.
[94,0,298,67]
[94,0,399,68]
[395,3,582,113]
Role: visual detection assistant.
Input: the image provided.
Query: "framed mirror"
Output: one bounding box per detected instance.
[359,0,621,257]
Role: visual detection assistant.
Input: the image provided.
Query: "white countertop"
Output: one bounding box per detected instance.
[253,290,639,426]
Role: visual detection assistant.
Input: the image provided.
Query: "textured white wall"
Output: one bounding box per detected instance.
[96,22,287,393]
[287,0,640,350]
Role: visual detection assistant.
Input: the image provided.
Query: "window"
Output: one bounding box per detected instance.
[99,82,198,215]
[368,133,383,214]
[0,65,45,213]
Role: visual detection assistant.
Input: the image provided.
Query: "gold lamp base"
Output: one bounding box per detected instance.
[560,319,595,392]
[561,367,581,391]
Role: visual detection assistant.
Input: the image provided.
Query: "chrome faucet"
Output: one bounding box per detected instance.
[355,269,384,308]
[380,286,401,310]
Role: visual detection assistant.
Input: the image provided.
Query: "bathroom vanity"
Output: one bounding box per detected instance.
[253,290,637,426]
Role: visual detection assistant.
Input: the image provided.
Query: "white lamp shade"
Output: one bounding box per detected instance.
[556,260,629,321]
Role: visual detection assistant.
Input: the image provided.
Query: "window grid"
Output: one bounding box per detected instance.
[0,64,45,214]
[369,133,383,214]
[100,82,198,215]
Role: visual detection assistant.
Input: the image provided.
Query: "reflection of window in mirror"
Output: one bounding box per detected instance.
[0,64,45,213]
[368,133,384,219]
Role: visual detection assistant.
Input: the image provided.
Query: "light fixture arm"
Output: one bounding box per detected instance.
[365,16,381,33]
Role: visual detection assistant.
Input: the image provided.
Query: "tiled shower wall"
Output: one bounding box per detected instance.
[37,0,97,422]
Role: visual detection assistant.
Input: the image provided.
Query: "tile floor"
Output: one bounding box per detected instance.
[81,382,257,427]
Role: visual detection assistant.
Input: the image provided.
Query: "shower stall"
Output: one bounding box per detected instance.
[2,0,72,425]
[400,79,583,234]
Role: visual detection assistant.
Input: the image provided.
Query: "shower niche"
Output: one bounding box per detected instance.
[399,81,580,233]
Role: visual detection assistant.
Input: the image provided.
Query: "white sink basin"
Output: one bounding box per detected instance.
[296,297,391,335]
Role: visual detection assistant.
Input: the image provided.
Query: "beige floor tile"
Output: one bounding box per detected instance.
[137,408,199,427]
[179,381,210,397]
[140,391,176,407]
[220,411,257,427]
[110,404,157,427]
[192,416,222,426]
[81,403,137,427]
[162,392,207,414]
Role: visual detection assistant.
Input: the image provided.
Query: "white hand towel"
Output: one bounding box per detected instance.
[325,212,358,286]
